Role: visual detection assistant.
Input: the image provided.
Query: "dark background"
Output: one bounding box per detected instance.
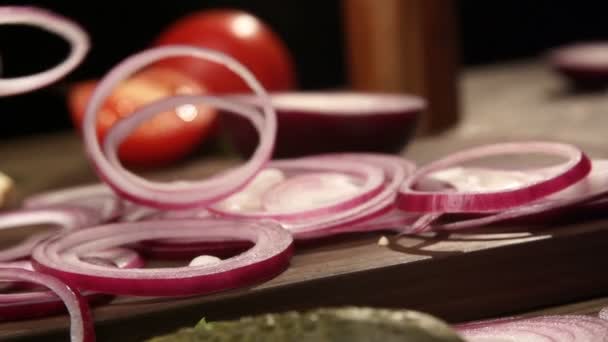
[2,1,608,139]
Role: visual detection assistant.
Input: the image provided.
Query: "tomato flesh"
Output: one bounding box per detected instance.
[68,68,217,167]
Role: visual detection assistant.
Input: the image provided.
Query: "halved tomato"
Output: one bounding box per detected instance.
[68,67,217,167]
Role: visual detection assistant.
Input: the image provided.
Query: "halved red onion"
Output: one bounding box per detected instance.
[457,315,608,341]
[0,6,89,96]
[397,142,591,213]
[550,42,608,87]
[0,268,94,342]
[210,158,385,221]
[32,218,293,296]
[222,92,424,158]
[23,183,122,222]
[0,248,141,321]
[433,159,608,231]
[83,45,276,209]
[0,207,100,261]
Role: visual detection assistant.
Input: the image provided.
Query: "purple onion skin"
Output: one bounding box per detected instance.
[221,109,420,158]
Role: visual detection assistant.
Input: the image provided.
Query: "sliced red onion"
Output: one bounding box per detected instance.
[79,247,144,269]
[599,307,608,321]
[0,248,141,321]
[457,315,608,341]
[262,172,362,211]
[32,218,293,296]
[424,167,549,194]
[212,168,285,214]
[128,211,246,260]
[297,207,419,241]
[397,142,591,213]
[408,213,442,234]
[0,207,100,261]
[0,260,33,291]
[0,268,94,342]
[135,238,253,260]
[210,158,385,220]
[83,46,276,209]
[119,202,160,222]
[120,201,212,222]
[150,207,214,220]
[23,183,122,222]
[209,153,414,239]
[284,154,417,239]
[0,6,89,96]
[434,159,608,231]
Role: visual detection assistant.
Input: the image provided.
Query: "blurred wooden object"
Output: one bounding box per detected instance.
[342,0,460,134]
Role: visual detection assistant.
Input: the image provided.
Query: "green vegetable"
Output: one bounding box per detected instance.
[147,307,464,342]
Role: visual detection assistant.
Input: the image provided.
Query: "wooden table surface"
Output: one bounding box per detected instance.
[2,59,608,340]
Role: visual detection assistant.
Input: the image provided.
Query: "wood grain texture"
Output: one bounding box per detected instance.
[2,60,608,340]
[3,219,608,341]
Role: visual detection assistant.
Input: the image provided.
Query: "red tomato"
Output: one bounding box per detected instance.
[68,67,217,167]
[154,10,296,93]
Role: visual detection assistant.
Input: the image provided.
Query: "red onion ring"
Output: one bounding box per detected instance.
[0,207,100,261]
[397,142,592,213]
[210,158,385,220]
[457,315,608,341]
[119,202,160,222]
[79,247,144,269]
[285,154,417,239]
[408,213,442,234]
[297,207,419,241]
[0,6,89,96]
[32,218,293,296]
[0,249,141,321]
[127,211,249,260]
[23,183,122,222]
[433,159,608,231]
[0,268,94,342]
[0,260,33,292]
[82,46,276,209]
[153,208,213,220]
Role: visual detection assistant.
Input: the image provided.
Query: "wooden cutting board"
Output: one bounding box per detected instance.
[1,133,608,341]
